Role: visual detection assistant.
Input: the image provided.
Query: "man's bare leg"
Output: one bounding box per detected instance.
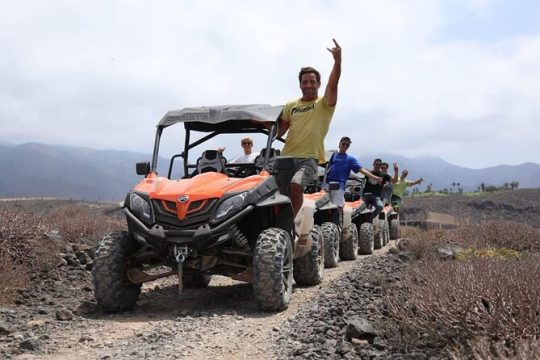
[289,183,304,216]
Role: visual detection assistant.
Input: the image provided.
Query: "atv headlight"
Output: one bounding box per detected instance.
[214,192,248,221]
[130,192,153,224]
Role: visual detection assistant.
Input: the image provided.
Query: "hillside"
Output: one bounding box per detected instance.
[1,142,540,200]
[402,188,540,228]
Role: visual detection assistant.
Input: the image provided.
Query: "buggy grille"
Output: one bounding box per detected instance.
[187,199,218,216]
[152,198,218,228]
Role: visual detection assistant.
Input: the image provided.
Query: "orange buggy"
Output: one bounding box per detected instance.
[92,105,323,312]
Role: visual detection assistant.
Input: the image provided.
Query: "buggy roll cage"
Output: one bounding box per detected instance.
[148,105,285,179]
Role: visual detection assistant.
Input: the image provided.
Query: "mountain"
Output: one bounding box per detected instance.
[0,142,161,201]
[0,142,538,200]
[357,153,540,192]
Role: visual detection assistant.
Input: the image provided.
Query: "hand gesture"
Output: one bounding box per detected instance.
[217,147,226,153]
[393,162,399,172]
[327,39,342,63]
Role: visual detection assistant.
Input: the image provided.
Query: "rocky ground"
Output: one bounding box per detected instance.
[0,222,406,359]
[2,190,536,359]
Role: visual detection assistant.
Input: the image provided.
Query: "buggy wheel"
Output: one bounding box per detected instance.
[358,222,374,255]
[92,231,141,313]
[339,224,358,260]
[293,225,324,286]
[322,222,340,268]
[373,219,384,249]
[183,273,212,288]
[253,228,293,311]
[390,218,400,240]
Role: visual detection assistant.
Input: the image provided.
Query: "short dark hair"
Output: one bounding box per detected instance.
[299,67,321,84]
[381,162,389,168]
[340,136,352,144]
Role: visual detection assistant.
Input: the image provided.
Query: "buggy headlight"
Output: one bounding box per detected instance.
[214,192,248,221]
[130,192,153,224]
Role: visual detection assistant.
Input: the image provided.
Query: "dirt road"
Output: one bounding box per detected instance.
[5,243,396,360]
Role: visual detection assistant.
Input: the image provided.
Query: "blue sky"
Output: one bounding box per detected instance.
[1,0,539,169]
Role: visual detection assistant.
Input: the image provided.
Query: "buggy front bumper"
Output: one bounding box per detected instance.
[124,205,254,254]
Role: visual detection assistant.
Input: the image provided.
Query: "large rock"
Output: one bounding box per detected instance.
[345,317,378,343]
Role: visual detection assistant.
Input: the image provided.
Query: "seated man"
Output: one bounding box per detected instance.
[380,162,394,205]
[363,158,393,220]
[325,137,381,210]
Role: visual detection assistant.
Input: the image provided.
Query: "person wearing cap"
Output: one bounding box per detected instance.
[391,162,424,213]
[276,39,342,216]
[325,136,381,209]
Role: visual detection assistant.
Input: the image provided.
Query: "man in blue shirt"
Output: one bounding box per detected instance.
[325,136,381,209]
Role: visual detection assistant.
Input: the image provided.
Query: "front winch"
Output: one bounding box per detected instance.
[174,245,191,296]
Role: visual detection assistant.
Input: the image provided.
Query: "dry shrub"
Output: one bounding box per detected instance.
[450,337,540,360]
[444,220,540,252]
[0,208,59,303]
[45,205,125,245]
[398,226,448,261]
[385,254,540,355]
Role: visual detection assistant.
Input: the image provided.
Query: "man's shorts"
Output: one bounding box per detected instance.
[274,157,317,194]
[329,188,345,207]
[391,194,402,208]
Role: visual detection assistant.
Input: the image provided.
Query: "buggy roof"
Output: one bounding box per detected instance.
[158,104,284,132]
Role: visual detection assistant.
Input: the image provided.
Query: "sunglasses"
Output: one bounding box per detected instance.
[242,142,252,146]
[340,142,350,148]
[374,163,382,166]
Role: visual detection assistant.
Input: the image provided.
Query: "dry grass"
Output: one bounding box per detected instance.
[44,205,125,245]
[384,220,540,358]
[0,203,125,304]
[0,208,58,303]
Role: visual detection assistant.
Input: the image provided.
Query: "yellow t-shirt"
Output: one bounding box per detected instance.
[281,96,335,163]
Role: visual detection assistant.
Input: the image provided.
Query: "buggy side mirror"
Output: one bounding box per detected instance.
[136,161,151,176]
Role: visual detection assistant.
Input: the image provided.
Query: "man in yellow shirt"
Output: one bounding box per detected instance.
[277,39,342,215]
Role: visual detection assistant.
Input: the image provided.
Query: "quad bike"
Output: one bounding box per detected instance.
[303,151,365,266]
[343,176,376,255]
[92,104,324,313]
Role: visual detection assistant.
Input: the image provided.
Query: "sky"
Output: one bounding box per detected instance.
[1,0,540,169]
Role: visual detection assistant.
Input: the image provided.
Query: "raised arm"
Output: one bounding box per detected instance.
[411,177,424,186]
[324,39,342,107]
[392,162,399,184]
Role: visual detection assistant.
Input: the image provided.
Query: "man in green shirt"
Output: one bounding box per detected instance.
[391,162,424,213]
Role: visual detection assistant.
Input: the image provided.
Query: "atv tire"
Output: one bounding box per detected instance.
[92,231,141,313]
[322,222,340,268]
[293,225,324,286]
[373,219,384,249]
[358,222,374,255]
[253,228,293,311]
[339,224,358,260]
[390,218,400,240]
[183,273,212,288]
